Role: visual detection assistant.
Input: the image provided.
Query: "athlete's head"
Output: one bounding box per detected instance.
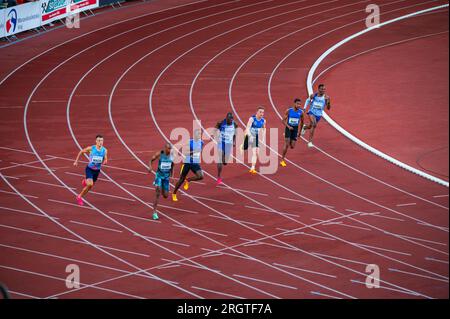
[226,112,233,125]
[318,84,326,95]
[294,98,302,109]
[256,106,265,119]
[95,135,104,147]
[164,143,172,155]
[193,129,202,141]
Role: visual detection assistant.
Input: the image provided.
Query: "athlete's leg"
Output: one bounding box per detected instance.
[308,114,318,145]
[281,137,290,163]
[153,186,161,213]
[187,168,204,182]
[173,165,189,195]
[250,147,258,171]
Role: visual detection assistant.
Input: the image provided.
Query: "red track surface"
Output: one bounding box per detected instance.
[0,0,448,299]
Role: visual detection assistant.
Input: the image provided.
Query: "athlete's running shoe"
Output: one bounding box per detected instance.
[216,178,223,185]
[301,124,308,137]
[183,181,190,191]
[307,142,314,148]
[152,212,159,220]
[280,160,287,167]
[172,194,178,202]
[82,179,86,187]
[249,169,257,174]
[76,195,84,206]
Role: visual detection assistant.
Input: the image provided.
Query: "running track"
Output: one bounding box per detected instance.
[0,0,448,299]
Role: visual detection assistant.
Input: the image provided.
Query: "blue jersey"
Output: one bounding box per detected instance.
[309,94,327,116]
[88,146,106,170]
[250,115,265,136]
[157,151,173,179]
[185,139,204,164]
[219,120,236,145]
[287,107,303,127]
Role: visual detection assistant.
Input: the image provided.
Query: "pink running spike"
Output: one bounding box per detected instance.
[76,196,84,206]
[216,178,223,185]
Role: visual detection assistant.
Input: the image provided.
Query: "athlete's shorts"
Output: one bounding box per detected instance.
[218,142,233,165]
[153,173,170,192]
[181,163,202,176]
[308,111,322,123]
[249,134,259,148]
[85,166,100,183]
[285,126,299,141]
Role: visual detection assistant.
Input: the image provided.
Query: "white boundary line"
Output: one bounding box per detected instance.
[306,4,450,188]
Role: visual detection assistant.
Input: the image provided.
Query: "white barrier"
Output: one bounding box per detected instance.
[0,0,99,37]
[307,4,449,188]
[0,9,5,38]
[2,2,41,36]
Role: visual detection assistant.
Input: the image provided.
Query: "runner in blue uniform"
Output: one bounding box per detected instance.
[172,129,204,202]
[73,135,108,206]
[215,112,237,185]
[301,84,331,148]
[244,106,266,174]
[280,98,304,167]
[149,143,174,220]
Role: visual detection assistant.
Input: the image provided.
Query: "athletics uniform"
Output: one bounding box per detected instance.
[285,107,303,141]
[154,151,173,192]
[181,139,204,175]
[249,115,265,148]
[85,145,106,183]
[307,94,327,122]
[218,120,236,165]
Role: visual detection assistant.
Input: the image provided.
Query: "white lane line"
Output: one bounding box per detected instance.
[69,220,123,233]
[107,211,162,224]
[157,204,199,215]
[425,257,449,264]
[161,258,208,272]
[311,218,371,232]
[396,203,417,207]
[192,286,244,299]
[345,209,405,222]
[311,291,342,299]
[389,268,449,283]
[191,195,235,205]
[2,175,19,180]
[417,221,449,232]
[9,290,40,299]
[136,234,190,247]
[200,248,254,261]
[48,198,95,210]
[0,147,34,155]
[355,243,411,256]
[28,180,76,190]
[351,279,420,296]
[244,205,300,218]
[209,214,265,227]
[433,194,449,198]
[0,265,144,299]
[233,274,298,290]
[279,196,334,208]
[90,191,135,202]
[276,228,335,241]
[173,224,228,237]
[312,252,368,266]
[273,262,337,278]
[155,263,180,270]
[8,162,56,172]
[0,224,150,258]
[217,185,268,196]
[0,189,38,199]
[240,237,297,251]
[0,205,55,219]
[394,233,448,247]
[32,100,67,103]
[122,182,153,190]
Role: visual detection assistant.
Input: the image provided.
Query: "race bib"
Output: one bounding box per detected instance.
[288,118,299,125]
[193,152,201,160]
[160,162,172,170]
[92,155,103,164]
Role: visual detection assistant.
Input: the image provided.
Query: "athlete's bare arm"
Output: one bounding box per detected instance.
[103,149,108,166]
[282,108,292,130]
[149,151,161,173]
[73,146,92,166]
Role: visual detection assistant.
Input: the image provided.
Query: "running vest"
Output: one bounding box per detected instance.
[88,146,106,170]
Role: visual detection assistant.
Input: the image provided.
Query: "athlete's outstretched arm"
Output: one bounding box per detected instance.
[73,146,92,166]
[260,121,267,143]
[103,149,108,166]
[148,151,161,173]
[326,95,331,110]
